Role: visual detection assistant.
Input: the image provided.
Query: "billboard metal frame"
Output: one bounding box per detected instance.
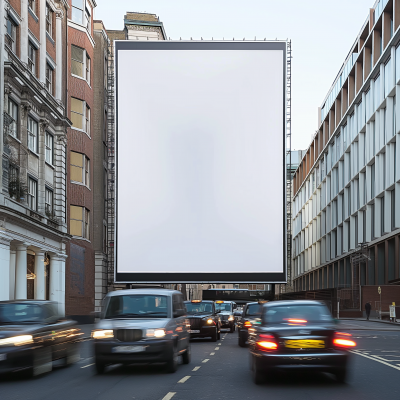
[114,40,287,283]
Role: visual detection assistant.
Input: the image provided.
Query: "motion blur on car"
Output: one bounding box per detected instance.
[249,300,356,384]
[92,289,190,374]
[215,301,236,332]
[184,300,221,341]
[237,302,262,347]
[0,300,82,377]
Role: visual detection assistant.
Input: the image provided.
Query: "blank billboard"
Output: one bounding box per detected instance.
[115,41,286,283]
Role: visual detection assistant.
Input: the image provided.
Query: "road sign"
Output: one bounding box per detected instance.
[390,305,396,319]
[378,286,381,294]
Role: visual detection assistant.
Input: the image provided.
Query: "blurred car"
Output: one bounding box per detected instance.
[215,301,236,332]
[236,302,262,347]
[0,300,82,377]
[184,300,221,341]
[249,300,356,384]
[92,289,190,374]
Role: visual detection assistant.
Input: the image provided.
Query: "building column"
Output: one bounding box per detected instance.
[15,244,28,299]
[20,0,29,64]
[55,132,67,225]
[50,254,66,316]
[55,9,64,101]
[40,0,47,83]
[37,120,48,214]
[9,250,16,300]
[34,251,46,300]
[0,236,12,300]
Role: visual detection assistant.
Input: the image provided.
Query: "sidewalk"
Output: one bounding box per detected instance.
[339,317,400,326]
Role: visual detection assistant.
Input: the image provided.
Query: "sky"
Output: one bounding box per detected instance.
[95,0,375,151]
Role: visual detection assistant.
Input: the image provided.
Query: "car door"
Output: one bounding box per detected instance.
[172,294,186,352]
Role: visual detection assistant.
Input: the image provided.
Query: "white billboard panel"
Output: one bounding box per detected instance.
[115,41,286,283]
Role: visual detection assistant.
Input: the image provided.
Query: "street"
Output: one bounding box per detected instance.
[1,321,400,400]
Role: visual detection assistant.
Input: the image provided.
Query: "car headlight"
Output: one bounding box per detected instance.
[92,329,114,339]
[146,329,166,338]
[206,319,214,324]
[0,335,33,346]
[228,315,235,321]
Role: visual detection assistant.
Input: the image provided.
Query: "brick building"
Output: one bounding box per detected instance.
[0,0,70,313]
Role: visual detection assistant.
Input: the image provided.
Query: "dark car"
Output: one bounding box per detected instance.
[184,300,221,341]
[237,302,262,347]
[93,289,190,374]
[0,300,82,377]
[215,301,236,332]
[249,300,356,384]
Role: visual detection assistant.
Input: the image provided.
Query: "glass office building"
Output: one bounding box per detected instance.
[292,0,400,291]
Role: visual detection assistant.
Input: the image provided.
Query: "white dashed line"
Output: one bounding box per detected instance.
[215,347,219,350]
[80,363,95,369]
[202,359,209,363]
[178,376,191,384]
[162,393,176,400]
[218,343,222,345]
[210,352,215,355]
[192,366,201,371]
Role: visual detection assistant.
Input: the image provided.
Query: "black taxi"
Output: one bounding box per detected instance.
[184,300,221,341]
[237,302,262,347]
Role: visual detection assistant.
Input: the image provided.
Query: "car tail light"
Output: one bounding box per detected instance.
[244,321,252,327]
[334,332,356,348]
[257,334,278,351]
[284,318,307,325]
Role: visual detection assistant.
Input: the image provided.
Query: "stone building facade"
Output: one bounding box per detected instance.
[0,0,70,314]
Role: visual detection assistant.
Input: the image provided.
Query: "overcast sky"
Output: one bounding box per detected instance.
[95,0,375,151]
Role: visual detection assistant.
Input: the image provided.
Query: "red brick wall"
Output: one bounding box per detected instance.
[362,286,400,312]
[9,0,21,15]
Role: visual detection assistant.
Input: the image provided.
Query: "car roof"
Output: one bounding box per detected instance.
[184,300,214,303]
[215,301,235,303]
[0,300,55,304]
[106,289,182,297]
[263,300,325,307]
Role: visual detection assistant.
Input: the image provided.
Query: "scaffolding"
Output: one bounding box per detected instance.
[107,42,116,288]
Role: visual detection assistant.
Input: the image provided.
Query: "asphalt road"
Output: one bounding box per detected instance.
[1,322,400,400]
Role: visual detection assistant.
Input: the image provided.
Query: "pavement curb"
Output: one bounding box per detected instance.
[339,318,400,326]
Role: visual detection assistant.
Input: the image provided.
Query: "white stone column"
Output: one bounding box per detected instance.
[21,0,29,64]
[50,254,66,316]
[9,250,16,300]
[34,251,46,300]
[0,236,12,300]
[37,120,48,214]
[40,0,47,83]
[55,10,64,101]
[15,244,28,299]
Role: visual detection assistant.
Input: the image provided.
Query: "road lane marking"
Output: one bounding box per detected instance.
[80,363,95,368]
[351,350,400,371]
[192,366,201,371]
[218,343,222,345]
[178,376,191,383]
[162,393,176,400]
[210,352,215,355]
[202,359,209,363]
[215,347,219,350]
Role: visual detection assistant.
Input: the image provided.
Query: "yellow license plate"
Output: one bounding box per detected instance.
[285,340,325,349]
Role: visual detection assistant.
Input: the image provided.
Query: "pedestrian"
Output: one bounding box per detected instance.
[365,301,371,320]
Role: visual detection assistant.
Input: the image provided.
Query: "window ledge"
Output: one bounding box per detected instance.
[71,73,91,88]
[45,161,55,169]
[28,149,39,158]
[8,135,21,143]
[70,181,91,190]
[28,7,39,22]
[71,236,91,243]
[70,127,91,139]
[46,31,55,45]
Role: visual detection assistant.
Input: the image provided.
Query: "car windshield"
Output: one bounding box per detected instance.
[245,304,261,316]
[0,303,44,324]
[105,295,168,319]
[185,302,214,314]
[215,303,232,312]
[263,304,333,325]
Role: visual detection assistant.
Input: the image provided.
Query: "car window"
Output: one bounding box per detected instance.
[185,302,213,314]
[0,303,44,323]
[245,304,261,316]
[215,303,232,312]
[105,295,168,319]
[263,304,333,324]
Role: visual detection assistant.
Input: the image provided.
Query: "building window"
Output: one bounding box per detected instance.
[28,42,36,76]
[45,132,54,164]
[45,64,53,94]
[71,0,84,25]
[381,197,385,236]
[85,105,91,136]
[70,151,90,187]
[71,98,90,135]
[85,5,91,31]
[28,177,38,211]
[86,54,91,84]
[28,0,36,12]
[7,98,18,138]
[45,188,53,216]
[371,203,375,239]
[6,16,17,53]
[45,4,53,36]
[391,190,396,231]
[70,205,90,239]
[27,116,38,152]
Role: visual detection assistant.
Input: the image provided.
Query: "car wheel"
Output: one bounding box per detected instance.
[334,367,348,383]
[211,328,218,342]
[238,332,246,347]
[166,345,179,373]
[182,345,191,364]
[252,356,264,385]
[95,359,106,374]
